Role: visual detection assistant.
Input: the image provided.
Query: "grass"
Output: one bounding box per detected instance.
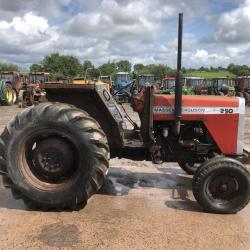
[184,70,236,78]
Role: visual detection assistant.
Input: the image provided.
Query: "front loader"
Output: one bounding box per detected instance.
[0,14,250,214]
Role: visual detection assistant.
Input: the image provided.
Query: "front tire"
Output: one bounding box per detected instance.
[192,157,250,214]
[0,102,109,210]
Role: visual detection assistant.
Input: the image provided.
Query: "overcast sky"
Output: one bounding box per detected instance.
[0,0,249,69]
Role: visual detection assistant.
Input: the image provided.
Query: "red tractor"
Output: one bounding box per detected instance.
[18,72,49,107]
[0,71,27,105]
[235,77,250,105]
[161,77,176,94]
[0,14,249,214]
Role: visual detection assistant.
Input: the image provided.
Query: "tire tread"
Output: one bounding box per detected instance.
[0,102,109,210]
[193,157,250,214]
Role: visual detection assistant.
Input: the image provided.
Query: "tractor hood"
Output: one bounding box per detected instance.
[153,94,245,155]
[153,94,242,114]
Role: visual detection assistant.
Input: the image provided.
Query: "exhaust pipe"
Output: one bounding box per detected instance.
[175,13,183,135]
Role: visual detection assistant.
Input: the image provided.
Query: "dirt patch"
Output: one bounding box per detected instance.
[37,222,80,247]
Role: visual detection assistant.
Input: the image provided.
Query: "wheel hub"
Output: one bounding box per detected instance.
[41,151,63,173]
[220,184,228,192]
[208,175,238,200]
[33,137,74,180]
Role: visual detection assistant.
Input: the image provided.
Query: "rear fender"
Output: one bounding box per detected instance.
[41,83,126,149]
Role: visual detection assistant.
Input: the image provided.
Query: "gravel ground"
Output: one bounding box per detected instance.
[0,104,249,250]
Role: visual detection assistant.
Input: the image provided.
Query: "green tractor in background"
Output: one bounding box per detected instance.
[178,77,236,97]
[0,71,27,106]
[161,77,194,95]
[206,78,236,96]
[183,77,204,95]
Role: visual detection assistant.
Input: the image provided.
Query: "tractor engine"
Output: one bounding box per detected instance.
[154,121,216,164]
[133,87,245,164]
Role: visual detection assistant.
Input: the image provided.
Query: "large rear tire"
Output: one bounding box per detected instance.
[192,157,250,213]
[0,83,15,106]
[0,102,109,210]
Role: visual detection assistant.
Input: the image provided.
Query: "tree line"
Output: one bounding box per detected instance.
[0,63,19,72]
[1,53,250,80]
[27,53,178,81]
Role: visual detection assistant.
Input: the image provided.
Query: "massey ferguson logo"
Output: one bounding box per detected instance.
[153,107,174,113]
[220,108,234,114]
[184,107,205,113]
[153,106,238,114]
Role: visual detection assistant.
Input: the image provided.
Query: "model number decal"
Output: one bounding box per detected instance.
[220,108,234,114]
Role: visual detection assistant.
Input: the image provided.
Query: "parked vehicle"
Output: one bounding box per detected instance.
[111,72,133,102]
[0,14,249,214]
[18,72,49,107]
[206,78,235,96]
[161,77,194,95]
[136,74,155,89]
[0,71,27,105]
[184,77,204,95]
[28,72,49,83]
[235,77,250,105]
[73,68,103,85]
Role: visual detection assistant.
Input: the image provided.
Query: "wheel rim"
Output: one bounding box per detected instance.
[13,90,17,103]
[206,175,239,203]
[6,88,13,103]
[18,128,82,190]
[32,138,75,182]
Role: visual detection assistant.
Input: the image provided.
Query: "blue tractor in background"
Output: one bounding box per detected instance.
[111,72,133,102]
